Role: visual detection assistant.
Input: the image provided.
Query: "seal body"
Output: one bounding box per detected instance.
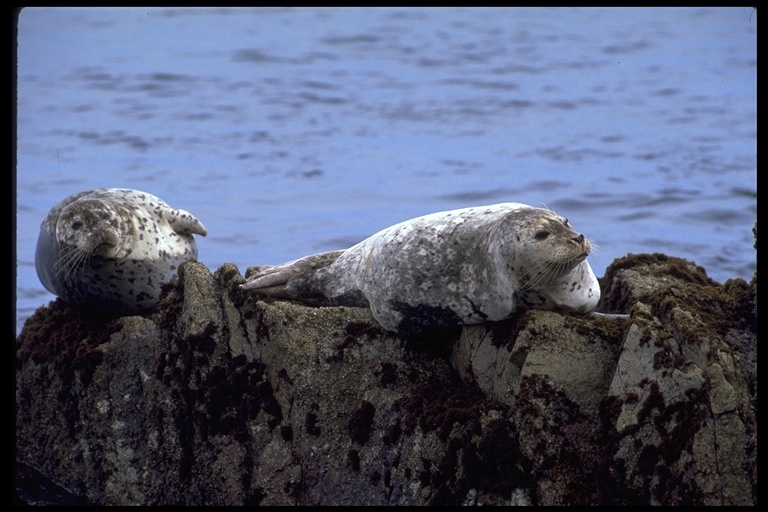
[35,188,207,313]
[242,203,600,335]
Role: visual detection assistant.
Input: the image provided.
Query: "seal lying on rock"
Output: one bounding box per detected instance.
[242,203,600,335]
[35,188,207,313]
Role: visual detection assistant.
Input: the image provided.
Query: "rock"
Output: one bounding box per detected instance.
[15,254,757,505]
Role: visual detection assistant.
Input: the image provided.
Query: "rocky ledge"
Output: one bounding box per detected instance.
[15,253,756,505]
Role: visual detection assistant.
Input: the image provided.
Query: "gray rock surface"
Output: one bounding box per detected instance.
[15,253,756,505]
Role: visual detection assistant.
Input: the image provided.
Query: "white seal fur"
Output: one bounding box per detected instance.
[35,188,207,313]
[242,203,600,335]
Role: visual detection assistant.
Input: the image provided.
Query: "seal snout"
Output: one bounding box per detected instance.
[571,233,586,247]
[571,233,591,257]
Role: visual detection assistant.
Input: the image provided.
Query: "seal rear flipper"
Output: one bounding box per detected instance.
[241,250,344,292]
[245,284,296,300]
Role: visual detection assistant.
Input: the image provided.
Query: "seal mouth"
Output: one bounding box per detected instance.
[69,230,121,258]
[98,228,122,251]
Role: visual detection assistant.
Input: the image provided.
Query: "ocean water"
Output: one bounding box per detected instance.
[15,7,756,335]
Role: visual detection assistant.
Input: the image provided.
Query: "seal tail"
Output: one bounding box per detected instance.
[240,250,344,297]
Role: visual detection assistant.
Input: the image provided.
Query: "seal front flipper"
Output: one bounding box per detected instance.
[167,208,208,237]
[241,250,344,294]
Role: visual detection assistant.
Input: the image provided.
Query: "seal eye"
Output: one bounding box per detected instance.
[535,230,550,241]
[563,219,570,227]
[71,221,82,231]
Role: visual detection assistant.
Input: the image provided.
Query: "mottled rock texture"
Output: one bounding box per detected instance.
[16,253,756,505]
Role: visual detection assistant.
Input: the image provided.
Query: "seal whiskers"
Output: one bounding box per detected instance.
[518,254,584,291]
[53,242,92,283]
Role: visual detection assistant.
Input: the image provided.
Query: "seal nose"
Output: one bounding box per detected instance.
[574,234,585,244]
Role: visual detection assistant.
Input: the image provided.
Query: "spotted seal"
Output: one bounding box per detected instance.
[241,203,600,335]
[35,188,207,313]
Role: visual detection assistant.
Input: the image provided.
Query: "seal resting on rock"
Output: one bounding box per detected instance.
[35,188,207,313]
[242,203,600,335]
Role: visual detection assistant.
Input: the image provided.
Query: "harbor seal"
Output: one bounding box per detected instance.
[35,188,207,313]
[242,203,600,335]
